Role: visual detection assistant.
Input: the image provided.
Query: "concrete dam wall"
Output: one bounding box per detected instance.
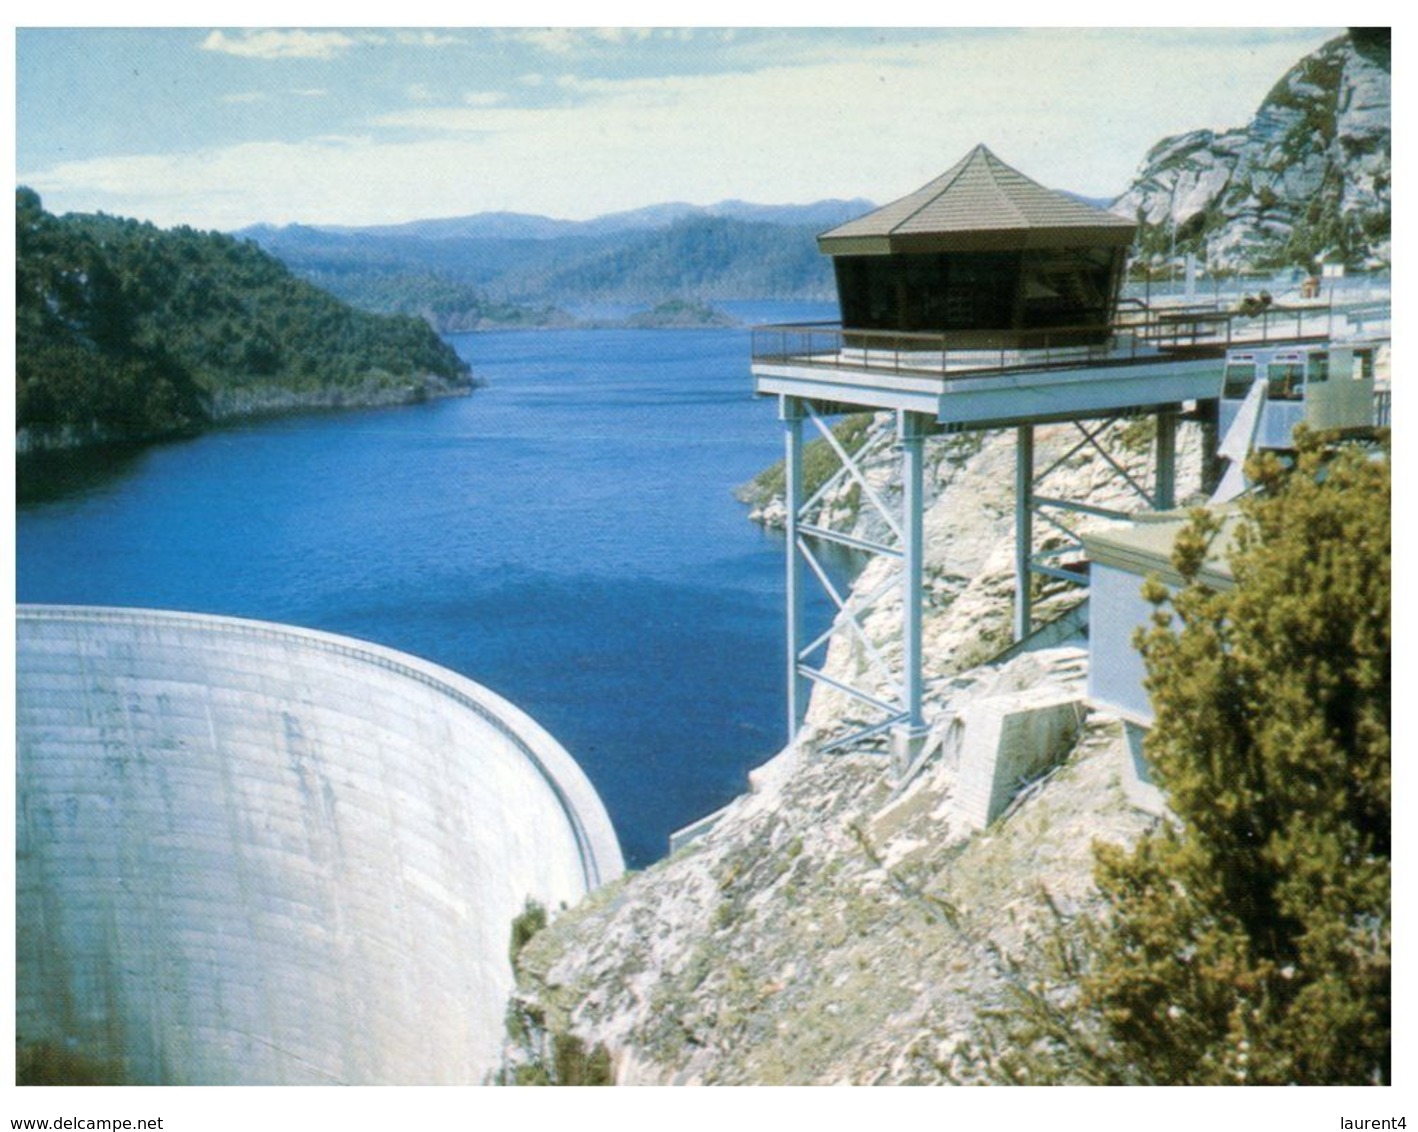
[16,605,624,1085]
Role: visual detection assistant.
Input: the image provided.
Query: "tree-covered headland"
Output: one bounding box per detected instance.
[16,188,473,453]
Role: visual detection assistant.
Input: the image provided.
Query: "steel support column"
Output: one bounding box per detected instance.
[781,395,808,739]
[1197,398,1223,496]
[1154,406,1178,512]
[1014,424,1034,641]
[892,410,931,775]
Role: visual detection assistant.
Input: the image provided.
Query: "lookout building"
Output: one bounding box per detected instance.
[818,144,1137,346]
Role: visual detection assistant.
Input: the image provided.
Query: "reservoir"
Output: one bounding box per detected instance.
[16,301,851,868]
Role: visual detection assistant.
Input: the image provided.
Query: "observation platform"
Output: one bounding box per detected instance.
[751,299,1360,428]
[754,295,1388,765]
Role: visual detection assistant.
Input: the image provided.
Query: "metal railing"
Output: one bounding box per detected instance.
[1121,267,1390,306]
[751,298,1370,381]
[752,321,1143,380]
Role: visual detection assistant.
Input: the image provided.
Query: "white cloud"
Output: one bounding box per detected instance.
[496,27,657,55]
[27,29,1344,229]
[361,32,1304,200]
[223,87,326,106]
[591,28,654,46]
[200,29,367,60]
[463,91,507,108]
[498,29,580,56]
[394,31,466,48]
[199,27,462,60]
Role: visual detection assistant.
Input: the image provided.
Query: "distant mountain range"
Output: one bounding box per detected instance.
[239,201,878,328]
[278,198,879,243]
[240,193,1140,330]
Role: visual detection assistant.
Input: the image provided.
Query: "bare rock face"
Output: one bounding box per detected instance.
[505,649,1152,1085]
[1113,32,1390,270]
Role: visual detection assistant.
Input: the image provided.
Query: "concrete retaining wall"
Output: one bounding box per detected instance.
[952,689,1085,831]
[16,605,623,1085]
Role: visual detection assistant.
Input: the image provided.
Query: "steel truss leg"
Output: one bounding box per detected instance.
[1154,406,1178,512]
[786,397,911,754]
[1014,424,1034,641]
[781,396,808,739]
[892,410,932,777]
[782,400,938,767]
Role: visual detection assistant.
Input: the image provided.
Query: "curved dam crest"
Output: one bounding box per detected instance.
[16,605,624,1085]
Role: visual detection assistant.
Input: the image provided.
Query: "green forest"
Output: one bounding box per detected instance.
[247,213,838,328]
[16,188,473,452]
[510,216,833,303]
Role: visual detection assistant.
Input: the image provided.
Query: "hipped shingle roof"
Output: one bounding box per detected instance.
[818,144,1137,255]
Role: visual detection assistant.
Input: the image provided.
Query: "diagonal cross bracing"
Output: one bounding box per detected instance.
[799,567,903,659]
[802,459,853,517]
[1034,506,1086,548]
[797,665,904,718]
[797,524,902,558]
[805,403,904,545]
[784,397,924,751]
[1014,410,1181,637]
[797,538,902,694]
[1064,419,1157,507]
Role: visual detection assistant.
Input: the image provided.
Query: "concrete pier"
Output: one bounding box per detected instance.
[16,605,623,1085]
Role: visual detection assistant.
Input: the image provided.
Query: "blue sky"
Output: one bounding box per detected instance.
[15,25,1343,231]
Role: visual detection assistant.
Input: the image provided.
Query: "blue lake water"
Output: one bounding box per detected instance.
[15,301,852,868]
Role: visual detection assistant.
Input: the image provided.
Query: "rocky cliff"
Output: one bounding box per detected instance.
[1112,31,1390,271]
[499,420,1206,1084]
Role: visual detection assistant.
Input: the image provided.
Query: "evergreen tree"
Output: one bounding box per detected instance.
[976,432,1389,1084]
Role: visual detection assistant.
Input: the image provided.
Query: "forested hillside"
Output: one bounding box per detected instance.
[245,210,842,329]
[511,216,833,304]
[303,269,574,332]
[16,188,473,452]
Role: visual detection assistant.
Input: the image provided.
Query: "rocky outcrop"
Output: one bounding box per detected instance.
[1113,31,1390,270]
[498,417,1205,1084]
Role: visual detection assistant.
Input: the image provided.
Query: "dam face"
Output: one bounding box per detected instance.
[16,606,623,1085]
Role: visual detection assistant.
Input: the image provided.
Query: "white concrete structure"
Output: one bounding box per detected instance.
[16,605,623,1085]
[951,689,1085,831]
[1083,513,1238,728]
[1083,516,1241,817]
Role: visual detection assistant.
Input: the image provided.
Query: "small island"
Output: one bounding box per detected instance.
[621,298,738,329]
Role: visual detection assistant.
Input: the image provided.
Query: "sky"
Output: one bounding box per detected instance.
[11,24,1349,232]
